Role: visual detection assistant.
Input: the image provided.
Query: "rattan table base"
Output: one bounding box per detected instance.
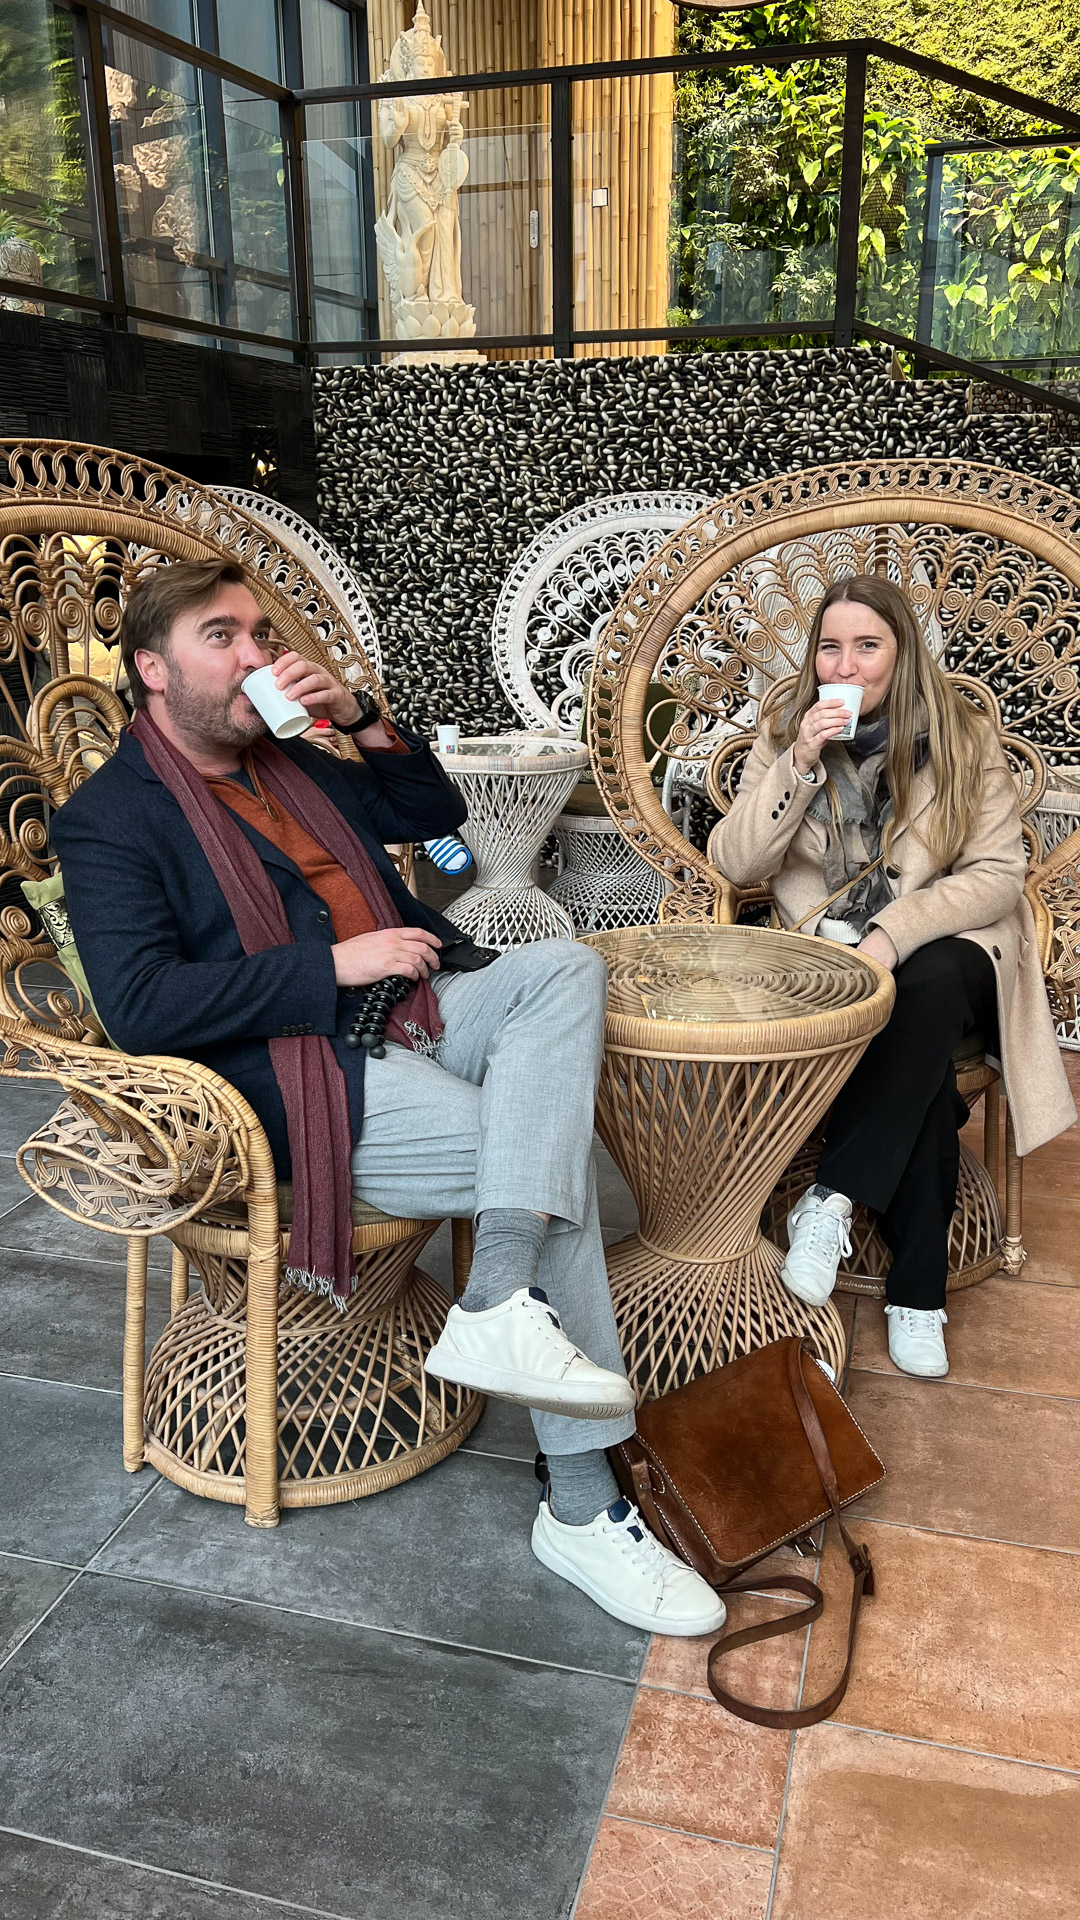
[147,1220,482,1508]
[585,925,896,1402]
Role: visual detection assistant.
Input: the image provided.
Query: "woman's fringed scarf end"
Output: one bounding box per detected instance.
[284,1264,352,1313]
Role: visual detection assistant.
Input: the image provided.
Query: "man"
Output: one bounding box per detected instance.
[54,561,724,1637]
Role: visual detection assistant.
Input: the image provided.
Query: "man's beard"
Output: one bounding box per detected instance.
[162,661,266,751]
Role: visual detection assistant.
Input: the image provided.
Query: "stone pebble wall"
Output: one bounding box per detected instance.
[314,345,1080,737]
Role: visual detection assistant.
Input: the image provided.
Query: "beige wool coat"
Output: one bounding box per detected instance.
[708,723,1075,1158]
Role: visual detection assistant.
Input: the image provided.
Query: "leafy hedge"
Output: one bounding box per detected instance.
[669,2,1080,367]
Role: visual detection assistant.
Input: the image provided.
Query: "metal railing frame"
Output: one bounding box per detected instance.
[5,13,1080,417]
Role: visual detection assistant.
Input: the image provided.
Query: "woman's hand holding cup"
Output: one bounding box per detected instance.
[793,691,860,776]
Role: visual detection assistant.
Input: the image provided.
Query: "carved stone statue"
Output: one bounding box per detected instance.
[373,4,479,358]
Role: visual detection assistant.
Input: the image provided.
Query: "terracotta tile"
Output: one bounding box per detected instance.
[846,1370,1080,1550]
[850,1276,1080,1396]
[1018,1197,1080,1287]
[804,1522,1080,1769]
[606,1684,792,1848]
[771,1724,1080,1920]
[1022,1130,1080,1201]
[575,1820,773,1920]
[643,1589,810,1703]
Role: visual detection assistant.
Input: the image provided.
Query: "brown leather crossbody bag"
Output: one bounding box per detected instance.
[611,1337,885,1730]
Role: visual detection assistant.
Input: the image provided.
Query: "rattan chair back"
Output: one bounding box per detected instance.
[587,461,1080,925]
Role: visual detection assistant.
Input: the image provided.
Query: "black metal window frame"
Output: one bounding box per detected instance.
[3,18,1080,418]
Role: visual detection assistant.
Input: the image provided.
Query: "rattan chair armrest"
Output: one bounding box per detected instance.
[1,1030,275,1239]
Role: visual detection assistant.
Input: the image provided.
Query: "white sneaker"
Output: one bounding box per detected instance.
[781,1188,853,1305]
[425,1286,636,1421]
[532,1493,728,1636]
[885,1305,949,1378]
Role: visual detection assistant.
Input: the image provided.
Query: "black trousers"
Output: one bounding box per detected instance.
[817,936,998,1310]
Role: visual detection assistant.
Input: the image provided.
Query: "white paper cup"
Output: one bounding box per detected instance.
[241,665,311,741]
[436,723,460,754]
[817,682,863,742]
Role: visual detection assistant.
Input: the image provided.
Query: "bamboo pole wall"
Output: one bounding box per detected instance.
[364,2,676,359]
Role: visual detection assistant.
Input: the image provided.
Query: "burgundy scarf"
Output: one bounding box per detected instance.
[131,711,442,1309]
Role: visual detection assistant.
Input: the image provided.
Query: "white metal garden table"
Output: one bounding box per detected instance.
[437,735,589,948]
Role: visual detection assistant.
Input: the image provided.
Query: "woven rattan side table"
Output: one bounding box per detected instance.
[438,736,589,949]
[583,924,895,1399]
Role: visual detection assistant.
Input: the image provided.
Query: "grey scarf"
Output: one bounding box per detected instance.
[807,707,927,935]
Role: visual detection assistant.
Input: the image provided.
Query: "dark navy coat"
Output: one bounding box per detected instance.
[52,725,470,1175]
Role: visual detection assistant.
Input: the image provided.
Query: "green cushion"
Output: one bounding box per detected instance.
[20,872,115,1047]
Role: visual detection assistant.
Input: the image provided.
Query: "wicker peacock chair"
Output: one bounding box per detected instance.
[586,459,1080,1314]
[0,438,480,1528]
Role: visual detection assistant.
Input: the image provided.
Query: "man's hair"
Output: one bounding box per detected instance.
[120,561,247,709]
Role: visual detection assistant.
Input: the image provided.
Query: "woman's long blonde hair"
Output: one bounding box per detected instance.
[769,575,986,868]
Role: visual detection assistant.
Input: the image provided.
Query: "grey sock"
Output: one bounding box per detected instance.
[459,1207,548,1313]
[810,1182,838,1200]
[546,1448,621,1527]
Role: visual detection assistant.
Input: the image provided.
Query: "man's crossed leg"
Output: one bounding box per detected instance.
[351,940,725,1637]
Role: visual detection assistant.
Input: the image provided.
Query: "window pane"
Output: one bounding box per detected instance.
[0,2,103,307]
[217,0,281,85]
[107,30,217,327]
[300,0,356,89]
[107,0,196,43]
[108,28,292,343]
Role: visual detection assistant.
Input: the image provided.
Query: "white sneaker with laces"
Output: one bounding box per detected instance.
[532,1493,728,1636]
[781,1188,853,1305]
[424,1286,636,1420]
[885,1305,949,1378]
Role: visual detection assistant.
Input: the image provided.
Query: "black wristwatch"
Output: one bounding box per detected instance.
[336,702,384,736]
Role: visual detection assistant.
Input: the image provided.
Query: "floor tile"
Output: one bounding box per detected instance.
[575,1820,773,1920]
[459,1392,536,1462]
[0,1154,31,1220]
[0,1832,295,1918]
[0,1377,156,1565]
[805,1522,1080,1770]
[0,1080,67,1157]
[642,1589,809,1707]
[93,1452,649,1680]
[846,1371,1080,1551]
[851,1276,1080,1397]
[0,1573,632,1920]
[771,1724,1080,1920]
[0,1248,174,1394]
[1016,1131,1080,1202]
[1016,1196,1080,1288]
[0,1556,75,1665]
[605,1684,792,1848]
[0,1196,170,1271]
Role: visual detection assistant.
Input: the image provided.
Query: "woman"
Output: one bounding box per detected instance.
[709,575,1075,1377]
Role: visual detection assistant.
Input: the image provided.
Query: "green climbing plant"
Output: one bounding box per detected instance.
[669,2,1080,367]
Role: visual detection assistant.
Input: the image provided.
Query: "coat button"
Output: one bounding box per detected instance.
[316,908,330,923]
[993,945,1001,960]
[771,809,779,819]
[783,791,791,802]
[885,866,899,880]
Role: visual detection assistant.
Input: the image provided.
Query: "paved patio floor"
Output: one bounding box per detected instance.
[1,953,1077,1915]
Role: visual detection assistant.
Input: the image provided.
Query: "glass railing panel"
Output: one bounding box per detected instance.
[856,59,1079,377]
[221,82,292,338]
[105,27,292,338]
[572,61,844,348]
[0,3,103,310]
[304,84,551,359]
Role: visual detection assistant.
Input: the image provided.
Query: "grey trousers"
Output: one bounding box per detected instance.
[350,939,636,1457]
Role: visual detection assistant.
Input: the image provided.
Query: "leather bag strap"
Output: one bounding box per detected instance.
[705,1341,875,1730]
